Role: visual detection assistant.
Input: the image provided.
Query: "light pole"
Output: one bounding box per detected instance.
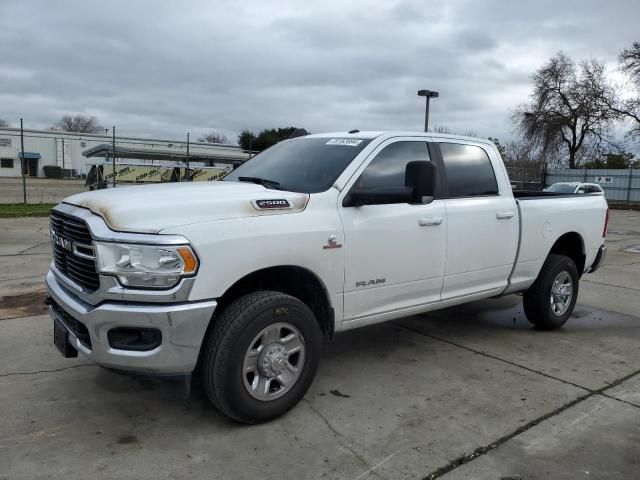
[417,89,439,132]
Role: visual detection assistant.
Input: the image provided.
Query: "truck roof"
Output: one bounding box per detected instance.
[305,131,494,144]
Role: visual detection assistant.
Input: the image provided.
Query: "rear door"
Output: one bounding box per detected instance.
[436,141,518,300]
[339,139,447,323]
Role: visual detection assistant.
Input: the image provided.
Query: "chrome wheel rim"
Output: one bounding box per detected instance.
[242,322,306,401]
[550,271,573,316]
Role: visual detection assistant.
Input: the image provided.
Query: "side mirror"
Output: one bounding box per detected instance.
[405,161,436,204]
[343,160,436,207]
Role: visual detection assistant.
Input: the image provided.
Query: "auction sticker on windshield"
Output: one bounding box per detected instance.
[326,138,363,146]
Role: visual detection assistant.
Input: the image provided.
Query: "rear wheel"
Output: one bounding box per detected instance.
[201,291,322,424]
[523,254,579,330]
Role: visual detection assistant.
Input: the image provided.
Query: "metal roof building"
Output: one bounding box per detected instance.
[0,127,249,178]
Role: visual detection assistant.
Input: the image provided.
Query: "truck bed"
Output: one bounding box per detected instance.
[513,190,583,199]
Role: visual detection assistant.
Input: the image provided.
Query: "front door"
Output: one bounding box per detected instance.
[340,139,447,324]
[26,159,38,177]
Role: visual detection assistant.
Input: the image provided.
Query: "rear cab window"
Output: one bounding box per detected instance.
[438,143,499,198]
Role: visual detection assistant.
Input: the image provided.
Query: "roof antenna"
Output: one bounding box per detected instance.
[348,129,360,134]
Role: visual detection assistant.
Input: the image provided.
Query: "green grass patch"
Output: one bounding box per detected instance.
[0,203,56,218]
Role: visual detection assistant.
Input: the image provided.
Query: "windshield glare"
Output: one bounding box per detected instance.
[224,137,372,193]
[547,184,576,193]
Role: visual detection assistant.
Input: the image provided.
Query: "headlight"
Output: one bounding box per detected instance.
[95,242,198,289]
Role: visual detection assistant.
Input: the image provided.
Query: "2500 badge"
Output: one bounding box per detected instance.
[253,199,292,210]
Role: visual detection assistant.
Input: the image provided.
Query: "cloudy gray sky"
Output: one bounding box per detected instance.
[1,0,639,144]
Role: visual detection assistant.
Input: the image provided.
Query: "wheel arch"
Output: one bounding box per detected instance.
[548,232,586,276]
[214,265,335,340]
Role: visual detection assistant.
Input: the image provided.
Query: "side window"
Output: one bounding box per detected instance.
[0,158,14,168]
[356,141,429,189]
[439,143,498,197]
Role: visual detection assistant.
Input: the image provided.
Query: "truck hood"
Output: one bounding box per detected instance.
[63,181,309,233]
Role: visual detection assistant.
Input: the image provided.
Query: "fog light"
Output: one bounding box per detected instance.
[107,327,162,351]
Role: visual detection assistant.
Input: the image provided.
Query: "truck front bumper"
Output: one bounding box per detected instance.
[46,270,217,374]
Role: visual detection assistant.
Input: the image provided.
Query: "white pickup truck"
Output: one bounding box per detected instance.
[47,131,608,423]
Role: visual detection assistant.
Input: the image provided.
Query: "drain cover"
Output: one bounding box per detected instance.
[624,244,640,253]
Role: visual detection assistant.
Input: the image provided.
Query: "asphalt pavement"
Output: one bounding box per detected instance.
[1,210,639,479]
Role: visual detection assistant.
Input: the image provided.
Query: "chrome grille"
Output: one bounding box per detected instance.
[50,210,100,292]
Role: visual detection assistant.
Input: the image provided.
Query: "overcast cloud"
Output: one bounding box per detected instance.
[1,0,639,143]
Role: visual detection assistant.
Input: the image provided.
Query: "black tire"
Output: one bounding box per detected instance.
[201,291,322,424]
[523,254,579,330]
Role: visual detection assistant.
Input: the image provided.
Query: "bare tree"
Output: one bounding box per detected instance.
[430,125,452,134]
[51,114,103,133]
[614,41,640,139]
[0,118,9,128]
[513,52,616,168]
[198,131,229,144]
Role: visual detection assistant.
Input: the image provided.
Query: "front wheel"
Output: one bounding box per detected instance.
[201,291,322,424]
[523,254,579,330]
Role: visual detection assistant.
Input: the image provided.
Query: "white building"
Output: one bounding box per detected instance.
[0,127,249,178]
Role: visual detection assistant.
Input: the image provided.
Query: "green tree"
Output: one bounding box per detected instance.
[238,127,308,152]
[0,118,9,128]
[605,152,634,168]
[583,152,634,169]
[237,130,257,151]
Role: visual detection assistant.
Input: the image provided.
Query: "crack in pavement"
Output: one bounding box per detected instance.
[397,323,591,393]
[421,368,640,479]
[19,242,50,255]
[581,278,640,292]
[0,252,51,257]
[422,392,593,479]
[394,323,640,479]
[422,376,640,480]
[0,313,46,321]
[302,398,384,480]
[0,363,95,378]
[0,274,45,282]
[600,391,640,410]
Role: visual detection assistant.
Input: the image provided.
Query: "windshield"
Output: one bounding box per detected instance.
[224,137,372,193]
[546,184,577,193]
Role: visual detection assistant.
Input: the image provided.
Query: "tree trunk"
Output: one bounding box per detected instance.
[568,148,577,169]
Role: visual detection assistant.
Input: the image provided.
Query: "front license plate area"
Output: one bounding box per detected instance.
[54,319,78,358]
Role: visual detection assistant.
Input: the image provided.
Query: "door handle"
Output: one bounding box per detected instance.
[496,211,515,219]
[419,217,443,226]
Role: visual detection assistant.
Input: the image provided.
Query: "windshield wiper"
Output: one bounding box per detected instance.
[237,176,282,190]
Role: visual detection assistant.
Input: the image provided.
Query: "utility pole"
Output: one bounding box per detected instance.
[112,126,116,188]
[186,132,190,181]
[417,90,439,132]
[20,118,26,204]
